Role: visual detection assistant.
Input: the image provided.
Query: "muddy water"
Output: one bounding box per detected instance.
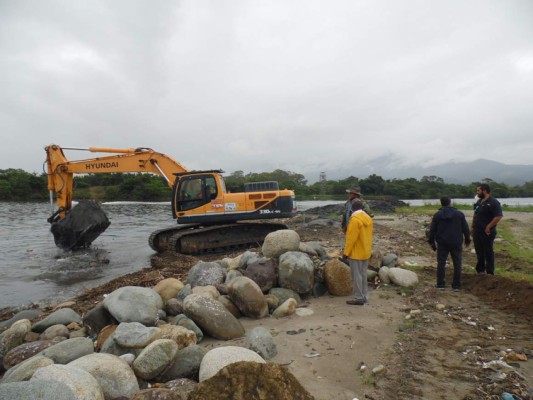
[0,202,175,308]
[0,200,334,308]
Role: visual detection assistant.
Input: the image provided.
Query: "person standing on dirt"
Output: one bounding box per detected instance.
[472,183,503,275]
[341,186,373,233]
[428,196,471,291]
[343,199,374,305]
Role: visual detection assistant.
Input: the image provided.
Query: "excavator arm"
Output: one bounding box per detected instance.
[45,144,188,218]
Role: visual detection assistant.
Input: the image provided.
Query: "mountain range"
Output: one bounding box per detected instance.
[308,159,533,185]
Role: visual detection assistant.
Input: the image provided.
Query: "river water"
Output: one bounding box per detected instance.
[0,200,338,308]
[1,198,531,308]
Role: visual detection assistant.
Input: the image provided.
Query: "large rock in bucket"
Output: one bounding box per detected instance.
[51,200,110,250]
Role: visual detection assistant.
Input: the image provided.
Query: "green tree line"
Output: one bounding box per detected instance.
[2,168,533,202]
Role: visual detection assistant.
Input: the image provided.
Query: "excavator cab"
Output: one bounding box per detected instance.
[173,171,223,213]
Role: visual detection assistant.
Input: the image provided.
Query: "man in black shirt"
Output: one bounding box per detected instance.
[473,183,503,275]
[428,196,471,290]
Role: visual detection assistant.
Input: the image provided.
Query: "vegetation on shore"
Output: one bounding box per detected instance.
[2,168,533,202]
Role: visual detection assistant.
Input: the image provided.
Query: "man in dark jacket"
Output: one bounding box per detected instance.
[428,196,471,291]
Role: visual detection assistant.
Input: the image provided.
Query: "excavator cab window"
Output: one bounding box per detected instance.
[177,175,217,211]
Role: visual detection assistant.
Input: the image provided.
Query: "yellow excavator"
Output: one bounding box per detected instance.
[45,144,296,254]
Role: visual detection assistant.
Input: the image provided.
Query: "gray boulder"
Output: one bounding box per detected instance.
[32,309,81,333]
[158,344,207,382]
[113,322,161,349]
[261,229,300,258]
[0,309,42,330]
[69,353,139,399]
[132,339,178,380]
[278,251,314,294]
[379,266,391,283]
[103,286,163,326]
[243,259,278,293]
[388,267,419,287]
[382,253,398,268]
[183,294,244,340]
[268,288,302,305]
[0,381,76,400]
[187,262,226,288]
[198,346,265,382]
[41,337,94,364]
[1,355,54,383]
[245,327,277,360]
[170,314,204,343]
[30,364,104,400]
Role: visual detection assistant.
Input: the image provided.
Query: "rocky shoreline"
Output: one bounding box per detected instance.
[0,219,419,400]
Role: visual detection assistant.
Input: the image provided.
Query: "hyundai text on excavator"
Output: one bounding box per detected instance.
[44,144,296,254]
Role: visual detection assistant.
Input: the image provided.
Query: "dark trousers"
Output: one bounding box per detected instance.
[473,229,496,274]
[436,244,462,288]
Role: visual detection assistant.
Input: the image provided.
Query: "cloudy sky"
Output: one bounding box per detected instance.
[1,0,532,181]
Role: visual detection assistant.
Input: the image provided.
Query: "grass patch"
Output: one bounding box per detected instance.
[494,220,533,282]
[360,372,375,386]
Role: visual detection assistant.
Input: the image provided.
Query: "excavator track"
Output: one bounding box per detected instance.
[149,222,288,255]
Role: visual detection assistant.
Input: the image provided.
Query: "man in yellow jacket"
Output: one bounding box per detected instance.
[343,199,374,305]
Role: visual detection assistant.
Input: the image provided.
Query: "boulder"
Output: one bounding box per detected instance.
[103,286,163,326]
[69,353,139,399]
[31,364,104,400]
[183,294,244,340]
[1,355,55,383]
[388,267,419,287]
[243,259,278,293]
[0,319,31,355]
[261,230,300,258]
[0,381,77,400]
[189,361,314,400]
[187,262,226,288]
[198,346,265,382]
[3,337,64,370]
[323,258,352,296]
[113,322,161,349]
[153,278,184,303]
[0,309,42,330]
[278,252,314,294]
[158,344,207,382]
[272,298,298,319]
[40,337,94,364]
[379,266,391,283]
[133,339,178,380]
[32,309,82,333]
[268,288,302,305]
[227,276,269,319]
[245,327,277,360]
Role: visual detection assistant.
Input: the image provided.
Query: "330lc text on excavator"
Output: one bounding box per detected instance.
[44,144,296,254]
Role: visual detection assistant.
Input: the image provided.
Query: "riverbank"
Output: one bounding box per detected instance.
[1,209,532,399]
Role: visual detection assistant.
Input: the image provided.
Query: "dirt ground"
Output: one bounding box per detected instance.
[1,211,532,399]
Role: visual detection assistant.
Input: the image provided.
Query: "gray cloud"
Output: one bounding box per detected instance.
[1,0,532,181]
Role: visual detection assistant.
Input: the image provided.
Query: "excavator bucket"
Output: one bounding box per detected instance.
[51,200,110,250]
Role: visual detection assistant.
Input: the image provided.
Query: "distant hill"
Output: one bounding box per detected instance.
[307,159,533,185]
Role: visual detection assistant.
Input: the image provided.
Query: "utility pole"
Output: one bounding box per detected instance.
[319,172,327,195]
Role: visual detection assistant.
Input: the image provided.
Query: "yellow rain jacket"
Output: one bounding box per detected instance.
[344,210,373,260]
